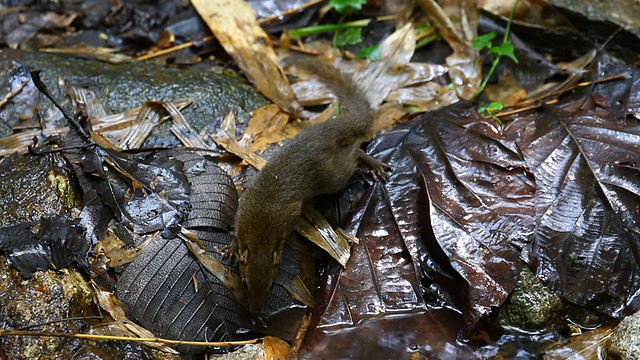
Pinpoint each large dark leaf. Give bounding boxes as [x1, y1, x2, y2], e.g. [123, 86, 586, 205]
[511, 63, 640, 317]
[114, 149, 253, 352]
[116, 230, 249, 354]
[312, 103, 535, 335]
[374, 103, 535, 326]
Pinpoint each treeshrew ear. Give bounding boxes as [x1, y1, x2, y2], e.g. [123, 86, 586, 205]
[240, 249, 249, 264]
[272, 250, 280, 266]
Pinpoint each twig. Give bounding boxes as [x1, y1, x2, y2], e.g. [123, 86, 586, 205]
[30, 70, 91, 142]
[0, 79, 29, 108]
[0, 329, 261, 348]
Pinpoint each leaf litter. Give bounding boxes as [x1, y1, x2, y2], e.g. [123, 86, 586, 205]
[1, 0, 640, 358]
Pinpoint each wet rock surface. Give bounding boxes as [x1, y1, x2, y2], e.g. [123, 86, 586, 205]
[0, 49, 267, 148]
[608, 311, 640, 360]
[0, 154, 179, 359]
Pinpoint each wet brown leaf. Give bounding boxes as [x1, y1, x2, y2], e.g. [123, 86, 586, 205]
[325, 102, 536, 331]
[485, 71, 528, 107]
[509, 64, 640, 318]
[543, 322, 615, 360]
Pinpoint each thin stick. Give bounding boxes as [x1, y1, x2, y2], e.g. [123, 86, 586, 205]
[0, 79, 29, 108]
[0, 329, 262, 348]
[31, 70, 91, 142]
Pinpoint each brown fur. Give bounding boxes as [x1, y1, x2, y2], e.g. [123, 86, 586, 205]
[234, 56, 377, 315]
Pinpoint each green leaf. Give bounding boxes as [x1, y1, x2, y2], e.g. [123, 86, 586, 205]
[356, 44, 381, 60]
[471, 32, 496, 50]
[487, 101, 504, 112]
[335, 27, 362, 47]
[415, 21, 433, 35]
[330, 0, 367, 14]
[489, 42, 518, 63]
[416, 32, 441, 49]
[288, 24, 343, 38]
[478, 101, 504, 126]
[478, 101, 504, 114]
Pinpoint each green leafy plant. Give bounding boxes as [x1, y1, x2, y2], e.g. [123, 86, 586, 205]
[330, 0, 366, 13]
[472, 0, 520, 119]
[356, 44, 380, 60]
[415, 21, 441, 49]
[478, 101, 504, 123]
[287, 0, 370, 52]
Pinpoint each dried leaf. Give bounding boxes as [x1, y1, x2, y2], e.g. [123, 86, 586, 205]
[355, 22, 416, 109]
[180, 228, 246, 305]
[92, 283, 180, 354]
[240, 104, 290, 152]
[212, 111, 268, 170]
[41, 46, 134, 64]
[94, 229, 150, 268]
[417, 0, 482, 99]
[166, 101, 210, 149]
[263, 335, 292, 360]
[294, 209, 350, 267]
[191, 0, 300, 114]
[484, 71, 528, 107]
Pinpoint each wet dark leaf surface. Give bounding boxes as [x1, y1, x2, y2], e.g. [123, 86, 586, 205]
[368, 103, 535, 325]
[302, 57, 640, 357]
[112, 149, 246, 353]
[303, 102, 536, 356]
[1, 1, 640, 358]
[510, 61, 640, 318]
[116, 231, 248, 354]
[301, 309, 473, 359]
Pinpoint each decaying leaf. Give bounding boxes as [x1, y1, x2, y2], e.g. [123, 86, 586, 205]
[484, 71, 528, 107]
[179, 228, 246, 305]
[191, 0, 300, 114]
[511, 65, 640, 318]
[294, 209, 350, 267]
[355, 22, 417, 109]
[263, 335, 292, 360]
[91, 283, 180, 354]
[0, 80, 192, 156]
[543, 321, 614, 360]
[41, 46, 134, 64]
[167, 101, 210, 149]
[212, 110, 268, 170]
[239, 104, 290, 152]
[417, 0, 482, 99]
[94, 229, 151, 268]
